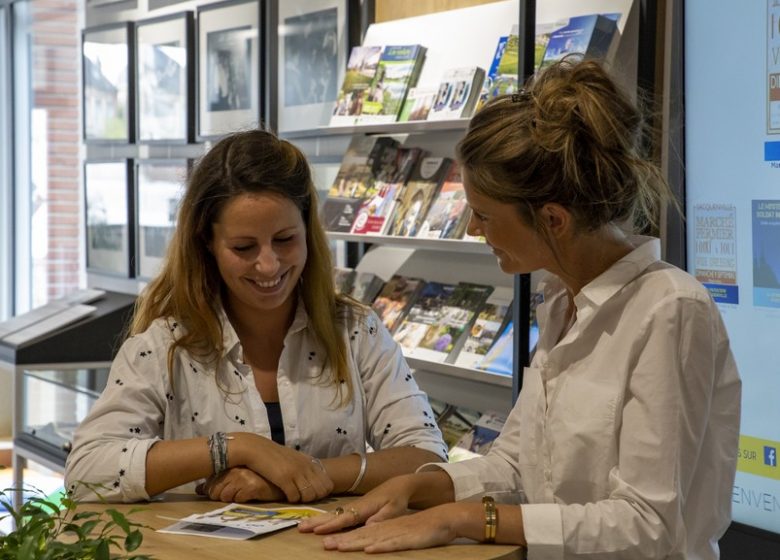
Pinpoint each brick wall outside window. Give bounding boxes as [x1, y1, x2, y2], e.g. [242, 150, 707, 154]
[29, 0, 83, 306]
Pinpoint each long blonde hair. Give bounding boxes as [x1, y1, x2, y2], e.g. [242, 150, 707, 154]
[131, 129, 356, 402]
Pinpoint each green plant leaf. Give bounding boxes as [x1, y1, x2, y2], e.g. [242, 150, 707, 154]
[124, 529, 143, 552]
[95, 538, 110, 560]
[107, 509, 131, 533]
[18, 534, 37, 559]
[72, 511, 99, 521]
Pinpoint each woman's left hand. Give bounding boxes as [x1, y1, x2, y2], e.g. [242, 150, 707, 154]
[196, 467, 285, 503]
[320, 504, 460, 553]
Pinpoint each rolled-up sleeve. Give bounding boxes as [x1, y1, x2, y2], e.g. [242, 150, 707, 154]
[64, 332, 168, 502]
[354, 310, 448, 460]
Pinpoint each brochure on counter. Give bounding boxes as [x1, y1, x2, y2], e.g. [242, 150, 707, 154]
[158, 503, 327, 540]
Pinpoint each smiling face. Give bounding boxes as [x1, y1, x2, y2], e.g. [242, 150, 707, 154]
[210, 192, 307, 316]
[463, 170, 551, 275]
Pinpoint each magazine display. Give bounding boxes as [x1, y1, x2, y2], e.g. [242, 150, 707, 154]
[359, 44, 427, 124]
[481, 19, 566, 108]
[540, 14, 620, 68]
[417, 161, 469, 239]
[351, 271, 385, 304]
[534, 19, 564, 70]
[387, 157, 452, 237]
[393, 281, 457, 354]
[437, 403, 481, 451]
[454, 286, 513, 368]
[450, 410, 507, 462]
[370, 275, 425, 334]
[320, 136, 400, 232]
[398, 87, 437, 122]
[489, 25, 520, 99]
[333, 267, 356, 295]
[427, 66, 485, 121]
[350, 147, 424, 235]
[475, 35, 509, 113]
[477, 291, 543, 375]
[415, 282, 493, 363]
[428, 396, 450, 420]
[330, 46, 383, 126]
[477, 319, 514, 376]
[158, 503, 326, 540]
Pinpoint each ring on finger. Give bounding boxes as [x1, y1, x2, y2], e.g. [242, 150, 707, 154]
[348, 507, 360, 525]
[333, 506, 344, 516]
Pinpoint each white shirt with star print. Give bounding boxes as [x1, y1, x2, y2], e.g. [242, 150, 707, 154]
[65, 300, 447, 502]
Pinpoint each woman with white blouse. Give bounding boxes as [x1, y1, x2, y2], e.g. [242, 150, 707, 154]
[299, 58, 742, 559]
[64, 130, 446, 504]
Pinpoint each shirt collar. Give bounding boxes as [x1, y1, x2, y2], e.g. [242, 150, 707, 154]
[537, 235, 661, 309]
[218, 294, 311, 357]
[576, 235, 660, 308]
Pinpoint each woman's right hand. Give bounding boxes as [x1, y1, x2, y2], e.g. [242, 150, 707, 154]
[232, 432, 334, 502]
[298, 474, 419, 534]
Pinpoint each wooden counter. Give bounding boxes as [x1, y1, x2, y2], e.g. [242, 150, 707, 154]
[81, 494, 524, 559]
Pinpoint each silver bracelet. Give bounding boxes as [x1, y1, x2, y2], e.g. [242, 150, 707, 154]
[207, 432, 230, 476]
[346, 453, 367, 493]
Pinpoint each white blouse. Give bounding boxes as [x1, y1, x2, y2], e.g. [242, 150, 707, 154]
[429, 237, 741, 560]
[65, 301, 447, 502]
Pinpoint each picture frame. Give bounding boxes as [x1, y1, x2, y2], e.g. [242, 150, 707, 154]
[276, 0, 349, 132]
[82, 22, 135, 143]
[197, 0, 263, 140]
[135, 159, 189, 280]
[84, 160, 134, 277]
[136, 12, 194, 143]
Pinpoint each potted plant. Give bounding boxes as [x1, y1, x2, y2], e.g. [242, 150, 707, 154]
[0, 486, 154, 559]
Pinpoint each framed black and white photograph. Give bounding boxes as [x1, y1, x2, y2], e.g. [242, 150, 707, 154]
[84, 160, 134, 277]
[135, 160, 188, 279]
[277, 0, 348, 132]
[82, 23, 134, 143]
[197, 0, 262, 139]
[136, 12, 194, 143]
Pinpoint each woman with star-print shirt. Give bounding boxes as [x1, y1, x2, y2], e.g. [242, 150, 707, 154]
[64, 130, 447, 504]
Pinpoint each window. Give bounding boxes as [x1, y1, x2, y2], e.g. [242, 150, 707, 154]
[13, 0, 84, 314]
[0, 5, 11, 321]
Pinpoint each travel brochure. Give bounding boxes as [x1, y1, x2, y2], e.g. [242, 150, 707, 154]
[158, 503, 326, 541]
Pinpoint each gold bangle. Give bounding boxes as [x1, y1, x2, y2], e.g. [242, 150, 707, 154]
[482, 495, 497, 543]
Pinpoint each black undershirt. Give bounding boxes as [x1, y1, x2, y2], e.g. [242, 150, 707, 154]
[265, 401, 285, 445]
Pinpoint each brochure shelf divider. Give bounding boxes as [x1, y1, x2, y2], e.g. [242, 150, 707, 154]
[328, 233, 490, 255]
[404, 356, 512, 389]
[280, 119, 470, 141]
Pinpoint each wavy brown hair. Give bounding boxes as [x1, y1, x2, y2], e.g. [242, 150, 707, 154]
[130, 129, 356, 402]
[457, 57, 675, 256]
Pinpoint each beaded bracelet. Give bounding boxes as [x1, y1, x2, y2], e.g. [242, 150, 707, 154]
[482, 495, 497, 543]
[346, 453, 367, 493]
